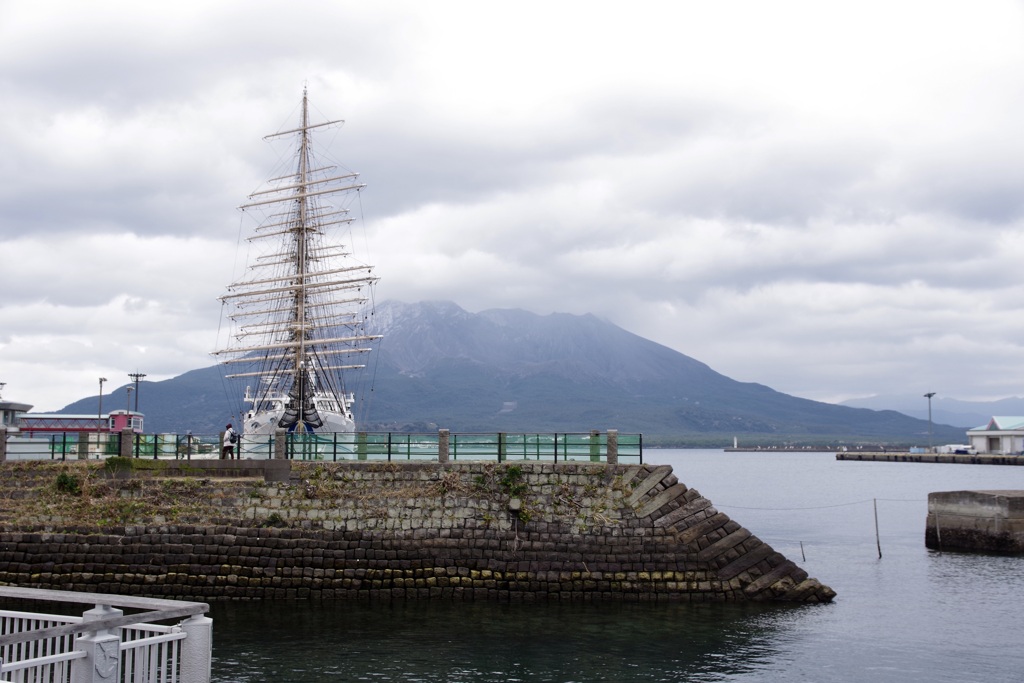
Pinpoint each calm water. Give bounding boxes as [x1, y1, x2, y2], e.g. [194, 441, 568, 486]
[209, 450, 1024, 682]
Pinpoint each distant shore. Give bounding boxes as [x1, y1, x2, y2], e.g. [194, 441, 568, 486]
[721, 448, 1024, 465]
[725, 447, 857, 453]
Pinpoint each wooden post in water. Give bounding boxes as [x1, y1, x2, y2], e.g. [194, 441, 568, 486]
[874, 498, 882, 559]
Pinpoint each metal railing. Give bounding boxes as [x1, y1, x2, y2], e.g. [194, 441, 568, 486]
[3, 430, 643, 464]
[1, 433, 217, 461]
[0, 587, 211, 683]
[2, 432, 124, 461]
[256, 430, 642, 462]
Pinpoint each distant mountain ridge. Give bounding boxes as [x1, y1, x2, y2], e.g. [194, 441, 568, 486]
[54, 300, 965, 446]
[839, 395, 1024, 430]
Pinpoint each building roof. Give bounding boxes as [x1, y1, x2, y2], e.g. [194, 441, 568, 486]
[969, 416, 1024, 432]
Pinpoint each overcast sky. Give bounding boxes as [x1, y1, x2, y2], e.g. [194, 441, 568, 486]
[3, 1, 1024, 412]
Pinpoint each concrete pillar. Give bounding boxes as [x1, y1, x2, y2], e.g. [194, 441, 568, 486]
[72, 604, 123, 683]
[0, 426, 6, 462]
[119, 428, 134, 458]
[438, 429, 450, 463]
[274, 428, 287, 460]
[357, 432, 368, 461]
[607, 429, 618, 465]
[179, 614, 213, 683]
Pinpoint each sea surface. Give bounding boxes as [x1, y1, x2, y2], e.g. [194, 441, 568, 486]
[209, 449, 1024, 682]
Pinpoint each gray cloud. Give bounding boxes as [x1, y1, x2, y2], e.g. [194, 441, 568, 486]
[4, 0, 1024, 411]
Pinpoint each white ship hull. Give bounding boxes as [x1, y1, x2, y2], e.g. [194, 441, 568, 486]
[244, 400, 355, 436]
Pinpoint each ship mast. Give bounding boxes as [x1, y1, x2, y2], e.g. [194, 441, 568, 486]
[212, 88, 380, 434]
[293, 89, 312, 419]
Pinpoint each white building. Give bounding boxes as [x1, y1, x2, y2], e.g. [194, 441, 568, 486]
[966, 416, 1024, 455]
[1, 398, 33, 434]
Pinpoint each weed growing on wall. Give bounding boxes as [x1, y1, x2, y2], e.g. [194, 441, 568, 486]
[54, 471, 82, 496]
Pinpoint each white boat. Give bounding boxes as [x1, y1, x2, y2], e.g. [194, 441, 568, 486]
[212, 89, 380, 439]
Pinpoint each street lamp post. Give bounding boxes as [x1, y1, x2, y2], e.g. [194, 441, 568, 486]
[98, 377, 107, 432]
[128, 372, 146, 413]
[924, 392, 937, 451]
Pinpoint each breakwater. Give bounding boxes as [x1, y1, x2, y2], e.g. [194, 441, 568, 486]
[836, 452, 1024, 465]
[926, 490, 1024, 553]
[0, 460, 834, 603]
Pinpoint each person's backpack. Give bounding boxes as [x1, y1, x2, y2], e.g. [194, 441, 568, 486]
[230, 432, 239, 444]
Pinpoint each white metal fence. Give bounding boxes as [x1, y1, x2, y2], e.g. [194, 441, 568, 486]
[0, 587, 210, 683]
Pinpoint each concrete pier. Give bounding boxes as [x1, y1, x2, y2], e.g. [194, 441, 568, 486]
[926, 490, 1024, 553]
[837, 452, 1024, 466]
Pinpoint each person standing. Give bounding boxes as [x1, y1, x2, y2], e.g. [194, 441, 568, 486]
[222, 423, 237, 459]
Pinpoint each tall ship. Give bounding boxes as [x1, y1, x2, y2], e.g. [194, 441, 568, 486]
[213, 89, 380, 437]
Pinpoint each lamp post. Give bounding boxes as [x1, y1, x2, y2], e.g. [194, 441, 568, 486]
[924, 392, 936, 451]
[98, 377, 107, 432]
[126, 386, 134, 419]
[128, 372, 146, 413]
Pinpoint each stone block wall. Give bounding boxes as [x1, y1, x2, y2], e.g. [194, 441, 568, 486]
[0, 460, 834, 603]
[925, 489, 1024, 552]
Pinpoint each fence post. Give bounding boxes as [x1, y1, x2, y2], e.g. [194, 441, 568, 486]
[607, 429, 618, 464]
[358, 432, 368, 461]
[498, 432, 506, 462]
[438, 429, 450, 463]
[590, 429, 600, 461]
[274, 428, 287, 460]
[72, 604, 123, 683]
[0, 426, 6, 462]
[179, 613, 213, 683]
[119, 428, 133, 458]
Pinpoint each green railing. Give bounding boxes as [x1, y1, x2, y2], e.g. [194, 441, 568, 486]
[2, 432, 123, 460]
[3, 430, 643, 463]
[240, 431, 642, 463]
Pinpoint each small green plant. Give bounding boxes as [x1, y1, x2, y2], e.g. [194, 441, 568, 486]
[263, 512, 287, 528]
[499, 465, 528, 498]
[55, 472, 82, 496]
[102, 457, 133, 476]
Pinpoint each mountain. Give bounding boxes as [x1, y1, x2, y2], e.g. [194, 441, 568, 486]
[839, 394, 1024, 430]
[53, 300, 966, 446]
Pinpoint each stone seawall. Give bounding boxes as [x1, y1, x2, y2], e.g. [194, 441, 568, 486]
[925, 490, 1024, 552]
[0, 460, 834, 603]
